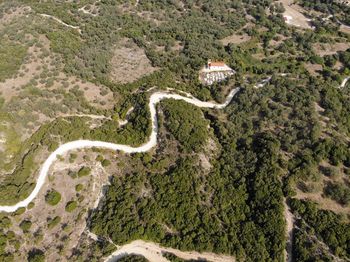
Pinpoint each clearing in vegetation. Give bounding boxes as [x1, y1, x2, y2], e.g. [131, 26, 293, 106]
[279, 0, 312, 29]
[109, 38, 158, 84]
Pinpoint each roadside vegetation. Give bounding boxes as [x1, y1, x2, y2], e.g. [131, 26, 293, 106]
[45, 189, 61, 206]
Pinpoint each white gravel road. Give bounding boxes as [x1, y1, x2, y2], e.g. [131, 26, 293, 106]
[0, 88, 240, 213]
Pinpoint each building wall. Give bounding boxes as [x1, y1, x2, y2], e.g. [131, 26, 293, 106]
[210, 65, 229, 71]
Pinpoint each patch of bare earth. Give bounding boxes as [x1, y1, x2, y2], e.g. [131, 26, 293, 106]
[10, 149, 115, 261]
[0, 32, 113, 109]
[333, 61, 343, 70]
[137, 11, 164, 26]
[110, 38, 157, 84]
[198, 137, 218, 172]
[295, 161, 350, 217]
[79, 0, 101, 16]
[305, 63, 323, 76]
[0, 5, 31, 28]
[51, 73, 115, 110]
[220, 33, 251, 45]
[279, 0, 312, 29]
[340, 25, 350, 34]
[295, 190, 350, 216]
[284, 199, 294, 262]
[313, 42, 350, 57]
[269, 34, 288, 47]
[0, 32, 115, 144]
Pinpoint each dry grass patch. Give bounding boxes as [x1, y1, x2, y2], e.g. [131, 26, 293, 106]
[279, 0, 312, 29]
[295, 190, 350, 217]
[220, 33, 251, 45]
[9, 148, 114, 261]
[270, 34, 288, 47]
[0, 5, 31, 28]
[295, 161, 350, 217]
[305, 63, 323, 76]
[110, 38, 157, 84]
[58, 75, 114, 110]
[340, 25, 350, 34]
[313, 42, 350, 57]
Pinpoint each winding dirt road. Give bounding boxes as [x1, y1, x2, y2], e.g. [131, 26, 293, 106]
[106, 240, 235, 262]
[0, 88, 240, 213]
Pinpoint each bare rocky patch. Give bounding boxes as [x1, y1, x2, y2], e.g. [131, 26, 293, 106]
[220, 33, 251, 45]
[305, 63, 323, 76]
[313, 42, 350, 57]
[295, 160, 350, 218]
[8, 148, 115, 261]
[279, 0, 312, 29]
[109, 38, 157, 84]
[0, 5, 31, 28]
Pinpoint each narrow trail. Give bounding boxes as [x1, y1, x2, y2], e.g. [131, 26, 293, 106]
[60, 114, 111, 120]
[284, 199, 294, 262]
[39, 14, 81, 33]
[0, 88, 240, 213]
[105, 240, 235, 262]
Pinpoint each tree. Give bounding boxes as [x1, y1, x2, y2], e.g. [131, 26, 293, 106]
[45, 189, 61, 206]
[27, 249, 45, 262]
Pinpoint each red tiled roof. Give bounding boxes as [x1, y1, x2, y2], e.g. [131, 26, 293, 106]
[210, 62, 226, 66]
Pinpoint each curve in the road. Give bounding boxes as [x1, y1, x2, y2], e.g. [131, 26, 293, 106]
[0, 88, 240, 213]
[106, 240, 235, 262]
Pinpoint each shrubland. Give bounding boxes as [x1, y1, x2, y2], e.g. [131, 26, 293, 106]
[0, 0, 349, 261]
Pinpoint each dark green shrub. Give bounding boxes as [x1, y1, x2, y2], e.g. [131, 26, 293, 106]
[77, 167, 91, 178]
[45, 189, 61, 206]
[65, 201, 77, 212]
[19, 220, 32, 232]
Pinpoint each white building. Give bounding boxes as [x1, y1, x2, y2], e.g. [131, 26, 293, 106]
[199, 60, 235, 85]
[207, 60, 232, 71]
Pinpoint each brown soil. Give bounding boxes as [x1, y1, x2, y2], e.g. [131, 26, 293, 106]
[269, 34, 288, 47]
[0, 5, 31, 28]
[279, 0, 312, 29]
[333, 61, 343, 70]
[305, 63, 323, 76]
[50, 74, 115, 110]
[10, 148, 115, 261]
[110, 38, 158, 84]
[340, 25, 350, 34]
[220, 33, 251, 45]
[295, 190, 350, 216]
[313, 42, 350, 57]
[295, 160, 350, 217]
